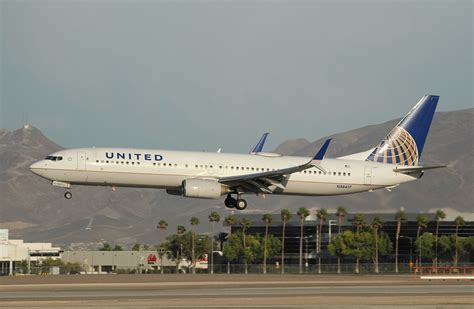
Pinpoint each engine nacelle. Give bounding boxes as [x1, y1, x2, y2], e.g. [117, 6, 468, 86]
[182, 179, 229, 199]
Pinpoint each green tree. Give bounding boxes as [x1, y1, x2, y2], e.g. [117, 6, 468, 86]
[156, 219, 168, 274]
[328, 229, 392, 274]
[190, 216, 200, 274]
[224, 214, 238, 274]
[131, 243, 141, 251]
[352, 214, 366, 234]
[335, 207, 347, 274]
[240, 217, 251, 274]
[434, 210, 446, 267]
[316, 208, 328, 274]
[415, 232, 436, 262]
[416, 215, 429, 267]
[394, 209, 407, 273]
[371, 216, 384, 273]
[280, 209, 291, 274]
[261, 214, 273, 274]
[112, 245, 123, 251]
[223, 231, 281, 272]
[208, 211, 221, 274]
[162, 231, 211, 273]
[177, 225, 186, 235]
[454, 216, 465, 267]
[439, 234, 469, 265]
[297, 207, 310, 274]
[352, 214, 366, 273]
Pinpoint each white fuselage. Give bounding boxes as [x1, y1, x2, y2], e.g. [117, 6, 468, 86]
[30, 147, 418, 197]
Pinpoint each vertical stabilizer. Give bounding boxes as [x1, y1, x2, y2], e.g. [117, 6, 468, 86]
[366, 95, 439, 165]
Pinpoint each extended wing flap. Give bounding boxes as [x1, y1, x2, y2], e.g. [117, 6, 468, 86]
[219, 139, 332, 193]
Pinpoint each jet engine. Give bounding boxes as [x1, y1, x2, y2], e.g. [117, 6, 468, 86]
[181, 179, 229, 199]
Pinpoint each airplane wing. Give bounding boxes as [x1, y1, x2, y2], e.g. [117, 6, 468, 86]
[220, 139, 332, 194]
[393, 165, 447, 174]
[249, 133, 269, 154]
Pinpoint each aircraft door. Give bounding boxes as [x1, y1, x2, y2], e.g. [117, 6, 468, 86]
[77, 151, 87, 171]
[364, 167, 372, 185]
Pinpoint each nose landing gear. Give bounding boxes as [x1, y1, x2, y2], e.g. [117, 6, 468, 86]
[224, 194, 247, 210]
[64, 191, 72, 200]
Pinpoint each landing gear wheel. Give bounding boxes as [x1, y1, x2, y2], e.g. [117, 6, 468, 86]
[235, 199, 247, 211]
[224, 195, 236, 208]
[64, 191, 72, 200]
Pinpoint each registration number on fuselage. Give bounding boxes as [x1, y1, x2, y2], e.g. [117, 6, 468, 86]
[337, 184, 352, 189]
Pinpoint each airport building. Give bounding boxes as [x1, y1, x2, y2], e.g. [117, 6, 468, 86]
[0, 229, 62, 275]
[61, 250, 185, 273]
[225, 213, 474, 266]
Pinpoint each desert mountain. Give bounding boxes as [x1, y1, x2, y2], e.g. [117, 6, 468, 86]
[0, 109, 472, 248]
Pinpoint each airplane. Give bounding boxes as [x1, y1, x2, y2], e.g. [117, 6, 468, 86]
[30, 95, 445, 210]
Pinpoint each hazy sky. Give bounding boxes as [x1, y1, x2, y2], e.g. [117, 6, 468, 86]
[1, 0, 472, 152]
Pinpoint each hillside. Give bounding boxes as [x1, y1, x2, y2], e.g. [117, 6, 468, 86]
[0, 109, 472, 248]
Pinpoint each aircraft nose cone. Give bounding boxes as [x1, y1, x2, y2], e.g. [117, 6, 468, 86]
[29, 161, 43, 175]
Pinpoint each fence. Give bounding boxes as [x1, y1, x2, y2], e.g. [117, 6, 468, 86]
[8, 262, 470, 275]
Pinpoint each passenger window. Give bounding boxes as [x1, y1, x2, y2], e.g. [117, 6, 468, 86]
[96, 160, 99, 163]
[343, 172, 346, 176]
[348, 173, 351, 176]
[338, 172, 341, 176]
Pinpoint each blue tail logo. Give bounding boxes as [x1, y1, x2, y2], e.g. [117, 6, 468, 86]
[366, 95, 439, 165]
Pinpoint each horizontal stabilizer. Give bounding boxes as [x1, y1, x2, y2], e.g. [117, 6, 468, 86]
[393, 165, 447, 174]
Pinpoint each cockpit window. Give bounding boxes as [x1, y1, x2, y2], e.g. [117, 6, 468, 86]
[45, 156, 63, 161]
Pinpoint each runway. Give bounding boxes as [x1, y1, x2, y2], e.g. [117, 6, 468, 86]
[1, 274, 473, 308]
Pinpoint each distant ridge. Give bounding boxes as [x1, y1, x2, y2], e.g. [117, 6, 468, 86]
[0, 109, 472, 248]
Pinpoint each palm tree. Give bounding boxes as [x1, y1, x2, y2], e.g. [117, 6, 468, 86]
[177, 225, 186, 234]
[454, 216, 465, 267]
[175, 225, 186, 272]
[434, 209, 446, 267]
[156, 219, 168, 274]
[351, 214, 365, 274]
[262, 214, 273, 274]
[297, 207, 310, 274]
[280, 209, 291, 274]
[352, 214, 366, 234]
[316, 208, 328, 274]
[335, 207, 347, 274]
[371, 216, 384, 274]
[394, 209, 407, 273]
[190, 217, 200, 274]
[224, 215, 237, 274]
[240, 217, 251, 274]
[416, 214, 428, 268]
[208, 211, 221, 274]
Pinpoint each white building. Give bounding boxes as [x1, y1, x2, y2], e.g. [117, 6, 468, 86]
[0, 229, 62, 275]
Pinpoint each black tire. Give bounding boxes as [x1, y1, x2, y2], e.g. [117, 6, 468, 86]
[235, 199, 247, 210]
[224, 197, 236, 208]
[64, 191, 72, 199]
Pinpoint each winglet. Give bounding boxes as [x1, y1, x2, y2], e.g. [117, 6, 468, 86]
[313, 138, 332, 161]
[250, 132, 270, 154]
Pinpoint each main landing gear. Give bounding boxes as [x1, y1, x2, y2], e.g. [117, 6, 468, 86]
[224, 194, 247, 211]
